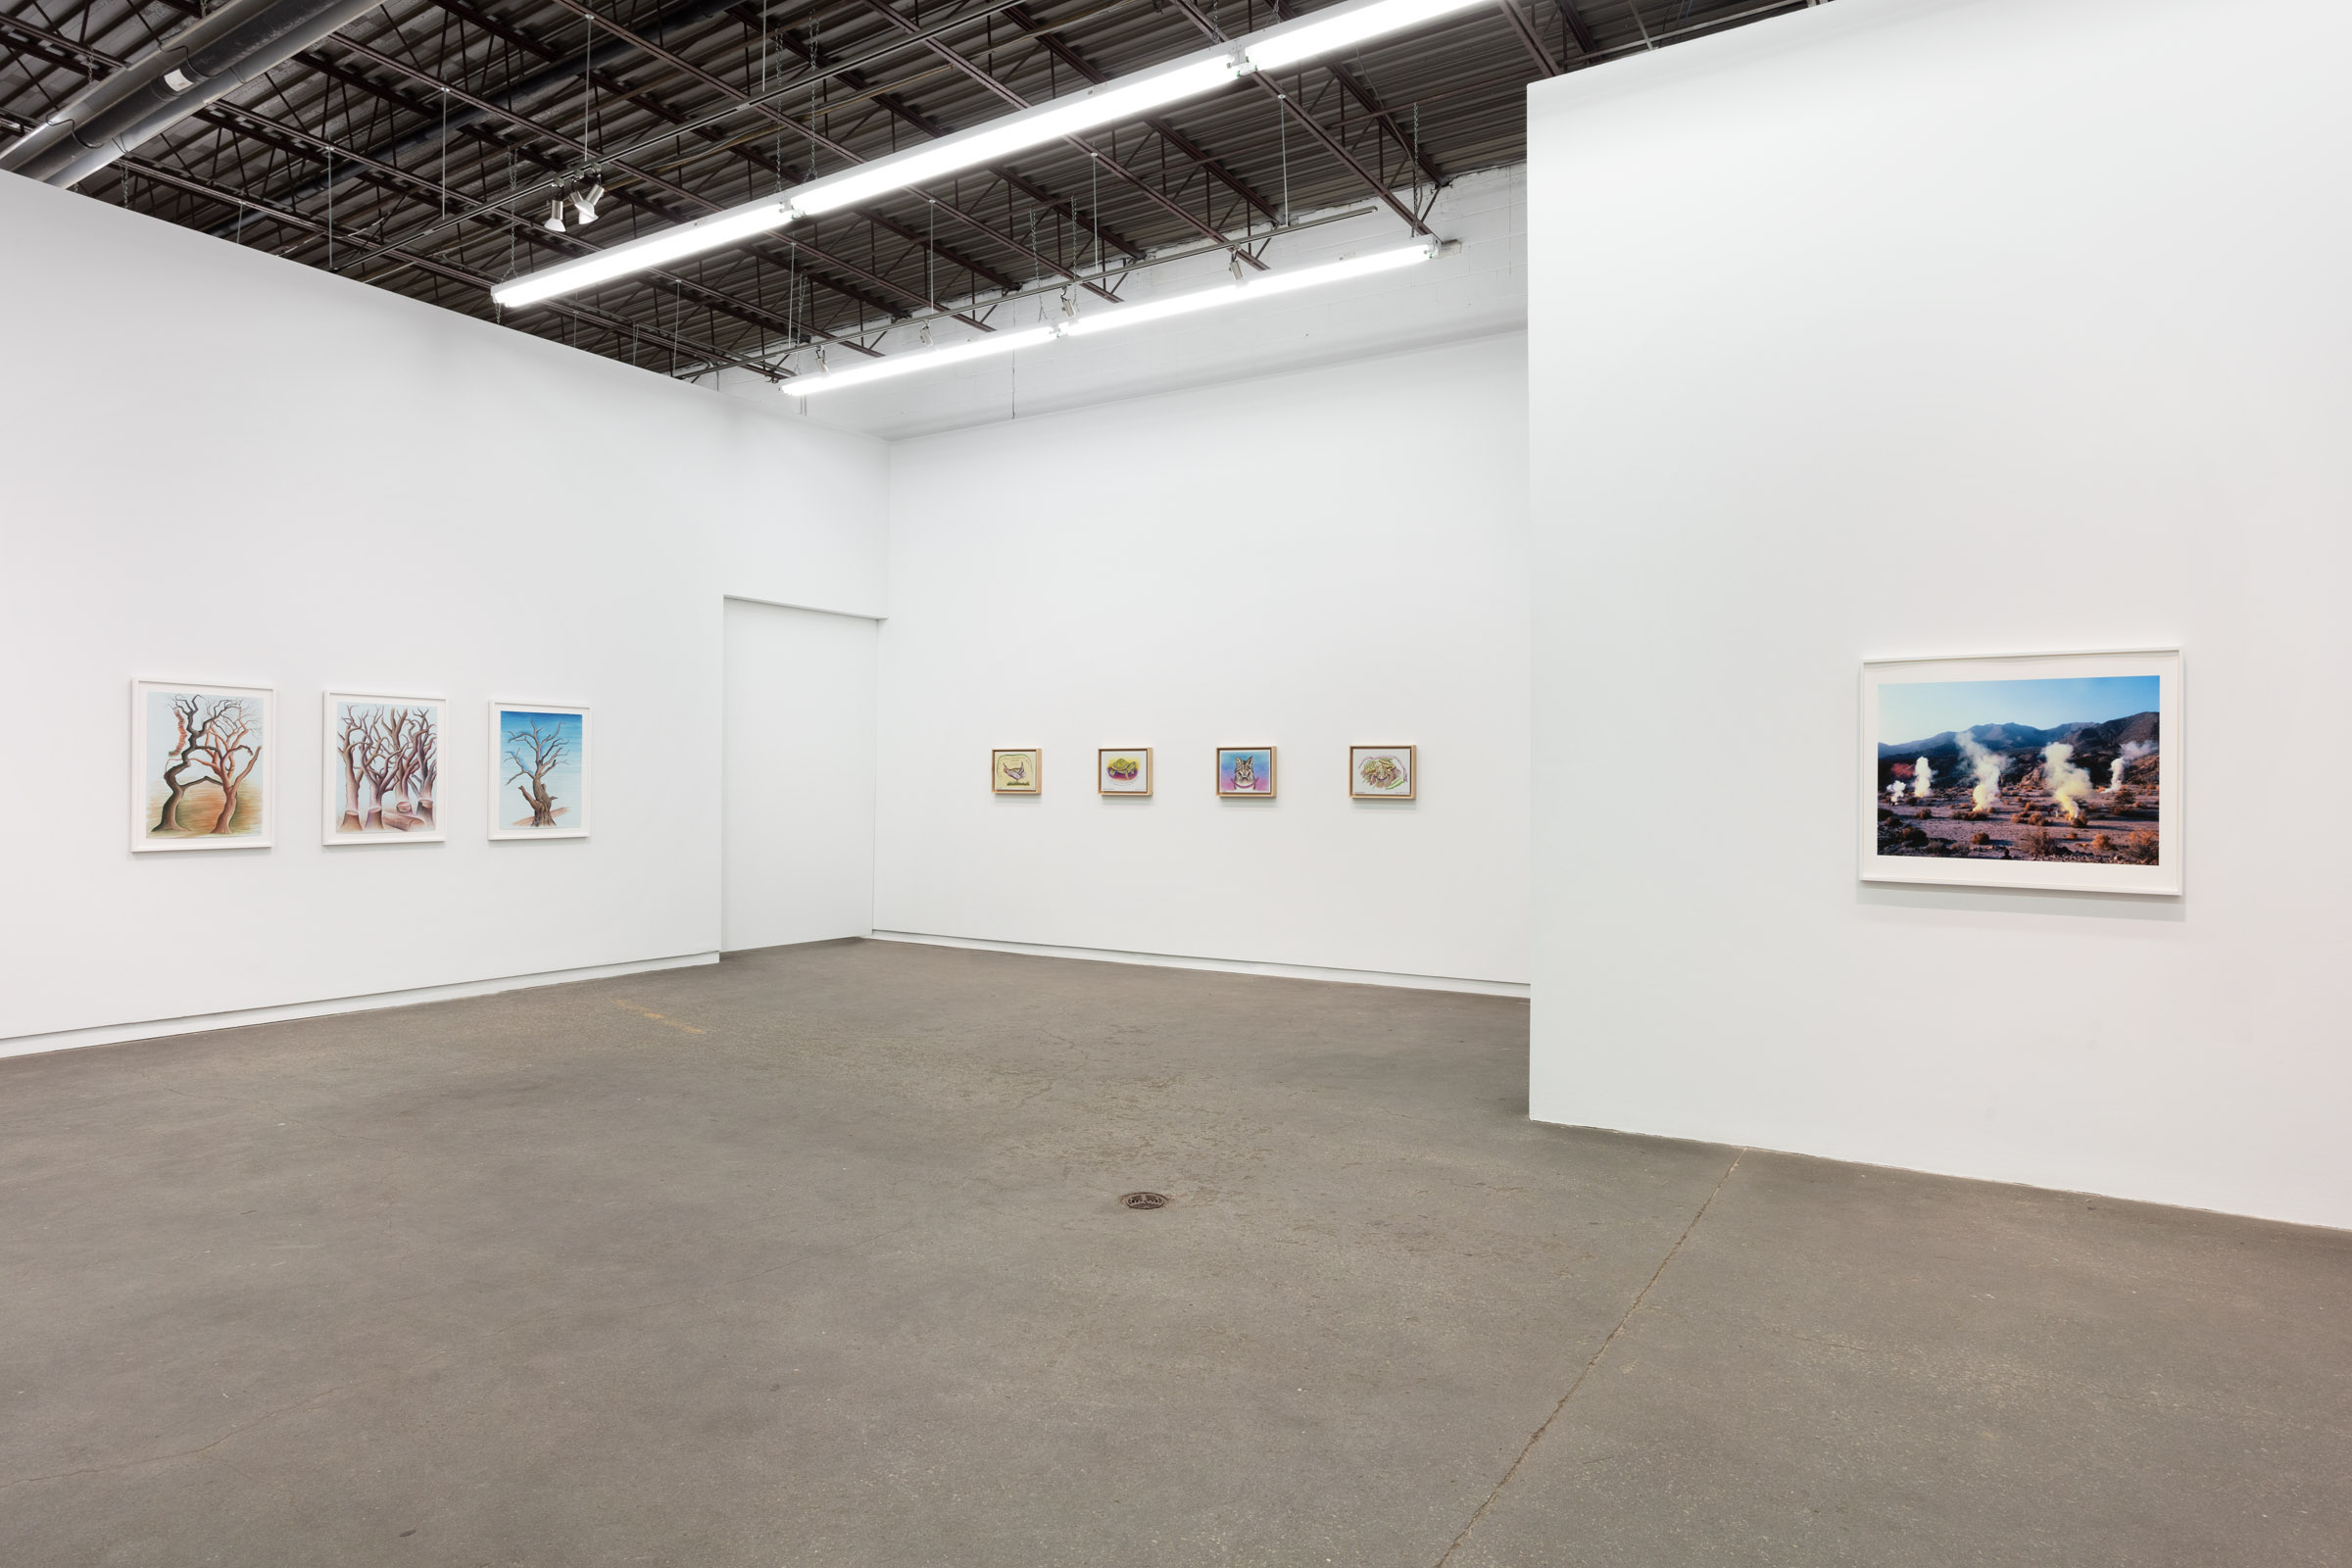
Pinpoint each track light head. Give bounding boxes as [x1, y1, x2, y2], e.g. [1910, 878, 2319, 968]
[571, 181, 605, 224]
[543, 200, 566, 234]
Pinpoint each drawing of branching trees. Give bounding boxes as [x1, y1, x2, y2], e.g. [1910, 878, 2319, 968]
[333, 702, 440, 834]
[504, 719, 570, 829]
[153, 694, 263, 836]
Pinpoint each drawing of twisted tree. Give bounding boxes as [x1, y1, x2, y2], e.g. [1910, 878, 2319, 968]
[504, 719, 570, 828]
[154, 694, 227, 834]
[152, 695, 263, 835]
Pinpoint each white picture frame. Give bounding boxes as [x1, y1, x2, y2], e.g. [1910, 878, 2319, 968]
[1859, 648, 2181, 895]
[129, 678, 274, 852]
[489, 701, 591, 840]
[323, 691, 449, 845]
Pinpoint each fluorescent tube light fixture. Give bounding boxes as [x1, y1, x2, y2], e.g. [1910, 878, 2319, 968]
[1060, 242, 1434, 338]
[786, 242, 1437, 396]
[494, 196, 791, 308]
[789, 325, 1058, 396]
[789, 57, 1242, 219]
[490, 0, 1488, 311]
[1239, 0, 1494, 72]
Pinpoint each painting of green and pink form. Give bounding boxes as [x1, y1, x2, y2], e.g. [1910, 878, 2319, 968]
[1875, 673, 2161, 866]
[325, 694, 445, 844]
[131, 680, 274, 851]
[491, 702, 590, 840]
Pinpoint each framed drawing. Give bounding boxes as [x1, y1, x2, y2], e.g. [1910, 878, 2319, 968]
[992, 748, 1042, 795]
[1860, 649, 2180, 895]
[131, 679, 273, 852]
[1099, 748, 1152, 796]
[491, 702, 590, 840]
[1350, 745, 1416, 801]
[324, 692, 447, 844]
[1215, 746, 1276, 799]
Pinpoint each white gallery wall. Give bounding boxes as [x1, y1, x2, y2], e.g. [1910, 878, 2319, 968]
[0, 174, 888, 1054]
[721, 600, 879, 952]
[874, 332, 1532, 990]
[1526, 0, 2352, 1226]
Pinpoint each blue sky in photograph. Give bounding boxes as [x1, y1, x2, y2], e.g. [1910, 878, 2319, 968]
[1878, 675, 2159, 744]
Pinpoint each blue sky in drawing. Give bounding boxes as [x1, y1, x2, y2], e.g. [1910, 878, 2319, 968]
[500, 709, 584, 826]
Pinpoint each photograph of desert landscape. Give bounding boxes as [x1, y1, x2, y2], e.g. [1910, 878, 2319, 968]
[1876, 674, 2161, 865]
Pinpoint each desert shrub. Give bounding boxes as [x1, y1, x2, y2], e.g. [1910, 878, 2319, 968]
[2123, 831, 2160, 864]
[2091, 834, 2111, 854]
[2021, 828, 2056, 858]
[1900, 826, 1929, 847]
[1971, 831, 1991, 845]
[2111, 788, 2137, 811]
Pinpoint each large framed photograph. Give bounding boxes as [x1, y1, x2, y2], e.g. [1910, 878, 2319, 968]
[491, 701, 590, 840]
[324, 692, 447, 844]
[130, 678, 274, 852]
[1860, 649, 2180, 895]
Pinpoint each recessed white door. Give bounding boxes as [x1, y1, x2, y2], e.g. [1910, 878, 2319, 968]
[721, 599, 879, 952]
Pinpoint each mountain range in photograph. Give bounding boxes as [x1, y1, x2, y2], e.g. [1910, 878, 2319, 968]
[1877, 711, 2160, 864]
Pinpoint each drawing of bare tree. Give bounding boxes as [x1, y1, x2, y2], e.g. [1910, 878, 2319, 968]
[333, 705, 372, 833]
[360, 706, 415, 830]
[410, 715, 438, 826]
[504, 719, 569, 828]
[184, 698, 263, 834]
[153, 694, 223, 834]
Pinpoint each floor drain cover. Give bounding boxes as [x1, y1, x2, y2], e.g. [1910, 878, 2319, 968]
[1119, 1191, 1170, 1210]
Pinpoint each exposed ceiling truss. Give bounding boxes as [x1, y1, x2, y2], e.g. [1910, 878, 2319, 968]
[2, 0, 1816, 381]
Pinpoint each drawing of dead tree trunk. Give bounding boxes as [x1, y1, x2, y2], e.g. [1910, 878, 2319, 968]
[333, 706, 371, 833]
[153, 694, 224, 834]
[185, 698, 263, 834]
[411, 717, 438, 826]
[360, 706, 408, 829]
[504, 720, 568, 828]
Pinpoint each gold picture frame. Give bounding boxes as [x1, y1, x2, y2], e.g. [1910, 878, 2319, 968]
[991, 749, 1042, 794]
[1099, 748, 1152, 796]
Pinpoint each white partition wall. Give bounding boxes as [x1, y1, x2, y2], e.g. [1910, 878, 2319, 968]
[0, 174, 888, 1054]
[1526, 0, 2352, 1226]
[722, 601, 880, 951]
[874, 334, 1533, 992]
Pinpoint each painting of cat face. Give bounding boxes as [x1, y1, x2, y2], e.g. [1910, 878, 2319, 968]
[1216, 747, 1275, 798]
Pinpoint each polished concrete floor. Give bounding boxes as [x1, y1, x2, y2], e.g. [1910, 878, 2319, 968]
[3, 940, 2346, 1567]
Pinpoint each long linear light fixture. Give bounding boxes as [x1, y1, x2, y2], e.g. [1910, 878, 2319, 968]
[489, 0, 1492, 310]
[788, 241, 1438, 397]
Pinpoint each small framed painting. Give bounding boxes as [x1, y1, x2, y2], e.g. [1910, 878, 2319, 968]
[1350, 745, 1416, 800]
[1099, 748, 1152, 796]
[324, 692, 447, 844]
[131, 678, 274, 851]
[992, 748, 1042, 794]
[1860, 648, 2180, 895]
[1216, 746, 1276, 798]
[491, 701, 590, 840]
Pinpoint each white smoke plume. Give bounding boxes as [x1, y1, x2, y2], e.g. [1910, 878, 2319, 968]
[2043, 742, 2093, 822]
[1914, 756, 1934, 800]
[1887, 780, 1905, 802]
[2109, 740, 2153, 791]
[1953, 729, 2007, 812]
